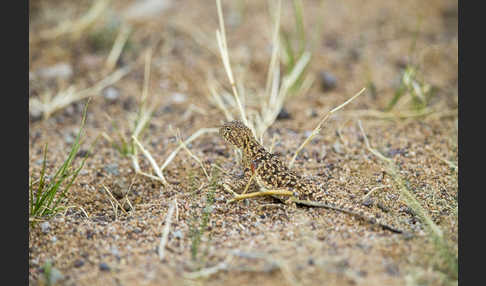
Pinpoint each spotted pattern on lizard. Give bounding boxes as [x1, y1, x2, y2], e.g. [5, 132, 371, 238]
[219, 120, 402, 234]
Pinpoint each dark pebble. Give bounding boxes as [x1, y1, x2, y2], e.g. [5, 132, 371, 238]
[276, 108, 292, 120]
[377, 202, 389, 213]
[319, 71, 337, 92]
[385, 263, 399, 276]
[73, 260, 84, 268]
[122, 97, 135, 111]
[362, 198, 374, 208]
[76, 150, 90, 158]
[99, 262, 111, 271]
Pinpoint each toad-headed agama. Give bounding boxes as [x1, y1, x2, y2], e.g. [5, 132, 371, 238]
[219, 120, 402, 233]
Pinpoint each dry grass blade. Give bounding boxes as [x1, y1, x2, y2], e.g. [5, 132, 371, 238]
[358, 120, 457, 279]
[105, 23, 132, 73]
[132, 136, 168, 185]
[183, 257, 232, 280]
[289, 87, 366, 168]
[29, 66, 131, 119]
[178, 136, 210, 182]
[159, 128, 219, 171]
[37, 0, 111, 41]
[159, 199, 177, 261]
[215, 0, 248, 126]
[102, 185, 129, 216]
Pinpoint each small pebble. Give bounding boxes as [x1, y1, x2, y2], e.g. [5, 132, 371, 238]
[104, 164, 120, 176]
[76, 150, 90, 158]
[173, 230, 183, 239]
[73, 259, 85, 268]
[38, 63, 73, 80]
[332, 142, 343, 154]
[362, 198, 374, 208]
[171, 92, 187, 103]
[276, 108, 292, 120]
[41, 222, 50, 234]
[64, 134, 75, 144]
[103, 86, 120, 101]
[385, 263, 399, 276]
[99, 262, 111, 271]
[319, 70, 338, 92]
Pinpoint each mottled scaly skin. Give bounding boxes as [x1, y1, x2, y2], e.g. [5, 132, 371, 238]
[219, 120, 402, 233]
[219, 120, 324, 201]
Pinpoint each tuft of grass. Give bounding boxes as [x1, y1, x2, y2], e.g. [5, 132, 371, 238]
[40, 260, 64, 286]
[210, 0, 312, 144]
[280, 0, 309, 93]
[385, 66, 435, 112]
[29, 102, 91, 226]
[189, 169, 219, 268]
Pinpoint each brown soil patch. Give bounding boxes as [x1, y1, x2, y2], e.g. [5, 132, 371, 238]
[29, 0, 457, 285]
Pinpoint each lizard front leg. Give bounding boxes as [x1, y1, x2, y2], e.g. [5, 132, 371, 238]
[221, 167, 256, 196]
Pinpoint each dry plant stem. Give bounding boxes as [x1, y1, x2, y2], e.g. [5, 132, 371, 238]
[37, 0, 111, 41]
[358, 120, 444, 237]
[159, 199, 177, 261]
[62, 205, 90, 219]
[132, 136, 168, 185]
[105, 23, 132, 72]
[183, 257, 232, 279]
[178, 138, 210, 182]
[159, 128, 219, 171]
[289, 87, 366, 168]
[362, 185, 390, 200]
[30, 66, 131, 119]
[215, 0, 248, 126]
[141, 48, 153, 105]
[102, 185, 129, 216]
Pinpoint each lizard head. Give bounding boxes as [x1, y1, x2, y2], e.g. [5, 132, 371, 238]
[219, 120, 253, 149]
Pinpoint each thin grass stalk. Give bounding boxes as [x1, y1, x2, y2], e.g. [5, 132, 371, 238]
[289, 87, 365, 168]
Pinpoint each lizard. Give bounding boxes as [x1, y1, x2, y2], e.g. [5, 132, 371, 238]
[219, 120, 402, 234]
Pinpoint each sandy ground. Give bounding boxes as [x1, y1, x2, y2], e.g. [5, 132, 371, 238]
[29, 0, 457, 285]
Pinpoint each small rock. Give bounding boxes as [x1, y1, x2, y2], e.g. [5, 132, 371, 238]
[171, 92, 187, 103]
[64, 134, 75, 144]
[104, 164, 120, 176]
[319, 71, 337, 92]
[121, 197, 133, 211]
[122, 97, 135, 111]
[110, 246, 120, 257]
[103, 86, 120, 102]
[73, 259, 85, 268]
[276, 108, 291, 120]
[41, 222, 50, 234]
[76, 150, 90, 158]
[377, 202, 389, 213]
[332, 141, 343, 154]
[173, 230, 183, 239]
[307, 258, 315, 265]
[38, 63, 73, 80]
[99, 262, 111, 271]
[362, 198, 374, 208]
[385, 263, 399, 276]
